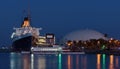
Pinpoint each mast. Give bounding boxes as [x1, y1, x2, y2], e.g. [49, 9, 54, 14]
[21, 0, 31, 27]
[28, 0, 31, 22]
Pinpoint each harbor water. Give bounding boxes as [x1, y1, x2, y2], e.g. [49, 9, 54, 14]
[0, 53, 120, 69]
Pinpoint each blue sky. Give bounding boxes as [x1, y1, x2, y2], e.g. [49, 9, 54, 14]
[0, 0, 120, 45]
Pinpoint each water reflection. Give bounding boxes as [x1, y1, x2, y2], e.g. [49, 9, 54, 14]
[102, 54, 106, 69]
[96, 54, 120, 69]
[66, 54, 87, 69]
[58, 54, 62, 69]
[10, 53, 31, 69]
[10, 53, 22, 69]
[31, 54, 34, 69]
[109, 55, 114, 69]
[9, 53, 120, 69]
[82, 55, 87, 69]
[23, 54, 30, 69]
[97, 54, 101, 69]
[115, 57, 119, 68]
[67, 55, 71, 69]
[37, 55, 46, 69]
[10, 53, 62, 69]
[76, 55, 79, 69]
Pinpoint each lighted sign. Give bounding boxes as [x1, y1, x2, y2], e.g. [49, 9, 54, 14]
[46, 34, 54, 39]
[46, 35, 53, 38]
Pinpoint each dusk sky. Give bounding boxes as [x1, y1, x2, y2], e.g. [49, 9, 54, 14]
[0, 0, 120, 45]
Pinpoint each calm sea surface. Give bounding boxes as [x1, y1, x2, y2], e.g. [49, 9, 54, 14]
[0, 53, 120, 69]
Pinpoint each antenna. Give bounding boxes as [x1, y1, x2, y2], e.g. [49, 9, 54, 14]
[28, 0, 31, 21]
[26, 0, 32, 27]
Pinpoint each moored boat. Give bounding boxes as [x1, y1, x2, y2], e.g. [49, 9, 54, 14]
[11, 17, 41, 52]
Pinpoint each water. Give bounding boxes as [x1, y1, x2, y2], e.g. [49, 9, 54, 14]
[0, 53, 120, 69]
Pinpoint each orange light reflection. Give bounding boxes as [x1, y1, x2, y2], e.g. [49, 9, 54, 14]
[109, 55, 114, 69]
[97, 54, 101, 69]
[67, 55, 71, 69]
[115, 57, 119, 68]
[23, 55, 30, 69]
[110, 55, 113, 64]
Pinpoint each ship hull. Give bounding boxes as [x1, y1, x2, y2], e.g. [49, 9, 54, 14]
[12, 36, 33, 52]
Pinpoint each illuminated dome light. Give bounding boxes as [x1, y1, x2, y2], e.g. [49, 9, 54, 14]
[63, 29, 108, 41]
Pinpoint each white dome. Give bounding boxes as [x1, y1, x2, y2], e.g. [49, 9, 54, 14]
[63, 29, 108, 41]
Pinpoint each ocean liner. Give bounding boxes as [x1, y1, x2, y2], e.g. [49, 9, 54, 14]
[11, 17, 41, 52]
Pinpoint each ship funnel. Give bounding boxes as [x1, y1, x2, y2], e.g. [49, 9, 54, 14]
[21, 17, 30, 27]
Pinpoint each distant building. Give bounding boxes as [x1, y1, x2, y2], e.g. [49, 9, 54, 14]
[46, 33, 55, 45]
